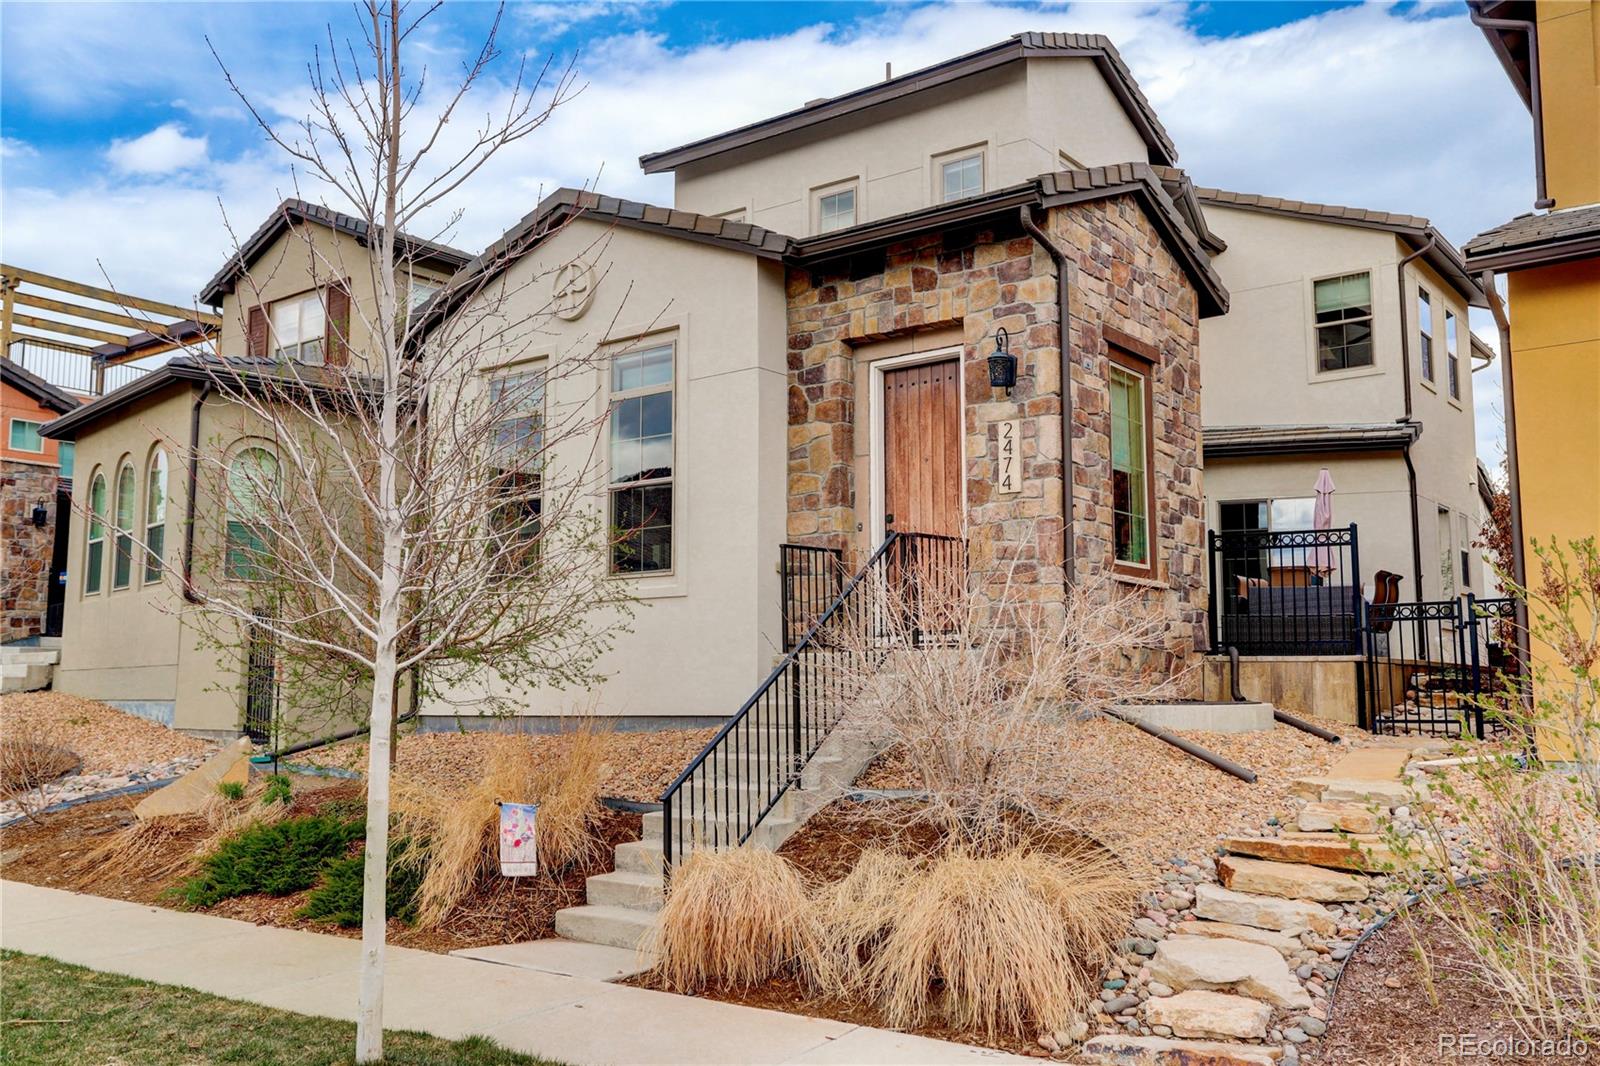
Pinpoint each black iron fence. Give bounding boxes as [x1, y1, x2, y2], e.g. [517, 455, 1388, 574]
[1208, 525, 1363, 656]
[1360, 594, 1520, 739]
[661, 532, 965, 869]
[779, 543, 843, 653]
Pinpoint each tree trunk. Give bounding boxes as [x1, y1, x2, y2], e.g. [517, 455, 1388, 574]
[355, 615, 399, 1061]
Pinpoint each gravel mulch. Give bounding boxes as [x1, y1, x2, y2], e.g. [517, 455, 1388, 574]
[0, 693, 215, 772]
[299, 726, 717, 803]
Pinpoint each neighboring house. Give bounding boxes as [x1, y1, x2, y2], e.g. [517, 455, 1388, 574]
[418, 32, 1229, 729]
[1195, 189, 1489, 607]
[40, 201, 468, 736]
[1, 357, 80, 642]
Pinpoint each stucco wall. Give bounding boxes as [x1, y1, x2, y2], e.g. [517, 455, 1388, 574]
[1537, 0, 1600, 209]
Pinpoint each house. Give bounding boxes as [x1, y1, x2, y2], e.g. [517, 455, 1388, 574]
[1195, 190, 1490, 599]
[416, 33, 1229, 730]
[1, 357, 80, 644]
[39, 201, 468, 737]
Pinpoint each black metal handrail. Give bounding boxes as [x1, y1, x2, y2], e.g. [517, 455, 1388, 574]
[779, 543, 844, 652]
[660, 531, 964, 868]
[1207, 525, 1363, 656]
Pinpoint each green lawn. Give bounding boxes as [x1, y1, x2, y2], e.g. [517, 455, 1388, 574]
[1, 951, 565, 1066]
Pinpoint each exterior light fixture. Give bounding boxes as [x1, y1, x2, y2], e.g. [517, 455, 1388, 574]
[31, 501, 49, 528]
[987, 326, 1018, 393]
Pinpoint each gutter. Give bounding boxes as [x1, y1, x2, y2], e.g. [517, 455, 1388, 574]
[1479, 269, 1533, 709]
[1469, 7, 1554, 210]
[182, 381, 214, 604]
[1017, 204, 1076, 587]
[1395, 235, 1435, 597]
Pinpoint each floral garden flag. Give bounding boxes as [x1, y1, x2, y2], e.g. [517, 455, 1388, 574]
[498, 802, 539, 877]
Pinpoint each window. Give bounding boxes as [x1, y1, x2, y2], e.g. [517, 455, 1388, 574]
[84, 470, 106, 595]
[1445, 311, 1460, 400]
[1458, 510, 1471, 590]
[1438, 505, 1456, 598]
[940, 154, 983, 202]
[609, 342, 674, 574]
[817, 187, 856, 233]
[487, 369, 546, 570]
[1417, 288, 1433, 381]
[1313, 272, 1374, 372]
[57, 442, 74, 479]
[8, 419, 43, 452]
[112, 462, 135, 590]
[407, 279, 440, 313]
[1109, 356, 1153, 572]
[144, 450, 168, 582]
[714, 208, 748, 223]
[225, 448, 278, 581]
[269, 292, 326, 365]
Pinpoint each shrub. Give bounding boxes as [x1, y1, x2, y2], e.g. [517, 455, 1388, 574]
[217, 781, 246, 802]
[0, 727, 79, 821]
[301, 838, 422, 927]
[260, 774, 293, 806]
[653, 847, 816, 992]
[807, 848, 917, 995]
[178, 814, 361, 908]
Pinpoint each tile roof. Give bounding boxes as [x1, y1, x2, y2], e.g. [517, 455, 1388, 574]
[1204, 422, 1421, 459]
[1, 356, 82, 414]
[1463, 203, 1600, 272]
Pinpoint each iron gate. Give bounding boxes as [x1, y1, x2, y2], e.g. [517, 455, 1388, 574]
[1360, 595, 1519, 739]
[244, 612, 278, 743]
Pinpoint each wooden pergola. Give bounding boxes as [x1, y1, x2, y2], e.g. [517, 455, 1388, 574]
[0, 264, 221, 392]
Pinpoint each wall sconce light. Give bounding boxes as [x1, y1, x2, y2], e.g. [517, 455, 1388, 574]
[31, 502, 49, 528]
[987, 327, 1018, 394]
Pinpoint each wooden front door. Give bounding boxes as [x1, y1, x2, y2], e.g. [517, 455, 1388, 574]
[882, 358, 962, 537]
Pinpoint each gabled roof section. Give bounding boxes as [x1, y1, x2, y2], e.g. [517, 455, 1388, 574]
[1193, 187, 1486, 307]
[1, 356, 81, 414]
[1464, 203, 1600, 273]
[199, 199, 473, 307]
[639, 32, 1176, 174]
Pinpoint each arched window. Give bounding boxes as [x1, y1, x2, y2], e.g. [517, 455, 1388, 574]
[84, 470, 106, 595]
[225, 447, 278, 581]
[144, 449, 168, 582]
[112, 461, 136, 589]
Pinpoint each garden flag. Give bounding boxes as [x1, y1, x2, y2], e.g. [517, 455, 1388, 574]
[498, 802, 539, 877]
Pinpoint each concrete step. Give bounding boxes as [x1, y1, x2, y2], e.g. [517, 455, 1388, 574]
[585, 870, 664, 911]
[613, 839, 664, 875]
[553, 904, 655, 951]
[642, 814, 796, 851]
[0, 647, 60, 666]
[1, 662, 53, 694]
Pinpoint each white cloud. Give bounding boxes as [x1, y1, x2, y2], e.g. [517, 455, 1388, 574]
[1, 137, 37, 159]
[107, 123, 211, 175]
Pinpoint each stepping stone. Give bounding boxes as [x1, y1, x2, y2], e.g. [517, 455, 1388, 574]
[1326, 747, 1410, 780]
[1296, 801, 1380, 833]
[1172, 919, 1300, 957]
[134, 737, 252, 820]
[1290, 777, 1419, 808]
[1078, 1034, 1280, 1065]
[1144, 989, 1272, 1041]
[1218, 855, 1370, 902]
[1221, 833, 1430, 873]
[1192, 883, 1337, 936]
[1148, 936, 1311, 1010]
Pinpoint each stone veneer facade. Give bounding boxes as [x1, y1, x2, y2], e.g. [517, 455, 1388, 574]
[1, 461, 61, 643]
[785, 194, 1206, 673]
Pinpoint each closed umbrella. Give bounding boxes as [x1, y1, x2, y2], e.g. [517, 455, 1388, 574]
[1309, 468, 1337, 580]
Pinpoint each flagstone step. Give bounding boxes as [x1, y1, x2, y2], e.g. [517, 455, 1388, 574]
[1295, 800, 1383, 833]
[1078, 1033, 1281, 1065]
[1290, 776, 1420, 808]
[1147, 935, 1310, 1010]
[584, 870, 665, 911]
[1171, 919, 1301, 957]
[552, 904, 655, 951]
[1221, 833, 1433, 873]
[1217, 855, 1370, 902]
[1143, 989, 1272, 1041]
[1192, 883, 1338, 936]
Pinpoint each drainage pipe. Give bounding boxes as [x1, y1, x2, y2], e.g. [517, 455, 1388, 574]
[1104, 708, 1257, 782]
[1480, 269, 1533, 712]
[1468, 8, 1554, 209]
[263, 708, 419, 768]
[1272, 709, 1343, 744]
[181, 382, 214, 604]
[1226, 646, 1246, 702]
[1394, 235, 1435, 600]
[1018, 205, 1075, 587]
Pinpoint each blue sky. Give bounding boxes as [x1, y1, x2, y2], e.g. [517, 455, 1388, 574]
[0, 1, 1531, 462]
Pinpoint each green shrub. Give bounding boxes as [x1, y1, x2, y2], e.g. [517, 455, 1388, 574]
[260, 774, 293, 806]
[216, 781, 246, 802]
[178, 815, 361, 908]
[301, 838, 422, 927]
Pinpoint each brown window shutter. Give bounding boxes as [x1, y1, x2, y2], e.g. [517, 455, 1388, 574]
[247, 305, 268, 359]
[326, 284, 351, 367]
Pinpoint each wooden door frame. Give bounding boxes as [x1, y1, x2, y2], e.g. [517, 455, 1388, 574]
[867, 345, 965, 547]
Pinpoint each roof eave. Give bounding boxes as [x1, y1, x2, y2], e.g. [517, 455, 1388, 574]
[39, 364, 200, 440]
[1465, 233, 1600, 274]
[1203, 426, 1419, 460]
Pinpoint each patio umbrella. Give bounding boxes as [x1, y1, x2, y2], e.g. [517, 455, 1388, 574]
[1309, 467, 1337, 579]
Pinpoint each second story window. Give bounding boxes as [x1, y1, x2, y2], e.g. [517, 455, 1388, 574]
[1109, 353, 1154, 573]
[1417, 288, 1433, 381]
[407, 279, 440, 313]
[270, 291, 326, 365]
[817, 187, 856, 233]
[941, 154, 983, 202]
[1313, 272, 1373, 372]
[8, 419, 43, 452]
[1445, 310, 1460, 400]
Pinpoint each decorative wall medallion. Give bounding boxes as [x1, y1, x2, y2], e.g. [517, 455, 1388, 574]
[552, 260, 598, 321]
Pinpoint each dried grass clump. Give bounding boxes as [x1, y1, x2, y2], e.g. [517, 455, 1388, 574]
[528, 723, 607, 871]
[807, 848, 918, 995]
[852, 845, 1134, 1038]
[654, 847, 816, 992]
[71, 780, 290, 885]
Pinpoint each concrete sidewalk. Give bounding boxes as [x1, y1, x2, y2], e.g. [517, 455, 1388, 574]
[0, 881, 1029, 1065]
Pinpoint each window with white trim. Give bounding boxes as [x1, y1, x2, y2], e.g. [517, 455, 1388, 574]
[1313, 272, 1374, 372]
[144, 449, 168, 582]
[1417, 288, 1434, 381]
[269, 291, 326, 365]
[940, 154, 983, 202]
[112, 461, 136, 590]
[1445, 310, 1460, 400]
[487, 368, 546, 571]
[85, 470, 106, 595]
[407, 279, 441, 313]
[8, 419, 43, 452]
[608, 342, 674, 574]
[817, 187, 856, 233]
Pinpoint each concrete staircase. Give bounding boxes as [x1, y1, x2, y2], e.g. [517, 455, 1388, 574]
[1, 639, 60, 694]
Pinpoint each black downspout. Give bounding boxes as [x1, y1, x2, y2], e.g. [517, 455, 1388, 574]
[1018, 204, 1075, 587]
[182, 382, 214, 604]
[1469, 9, 1555, 210]
[1480, 269, 1533, 709]
[1395, 236, 1434, 598]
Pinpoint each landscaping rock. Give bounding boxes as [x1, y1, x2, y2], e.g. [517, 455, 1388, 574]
[1217, 856, 1370, 902]
[1295, 802, 1380, 834]
[1293, 777, 1419, 808]
[1078, 1034, 1280, 1065]
[1192, 884, 1337, 936]
[133, 737, 253, 820]
[1219, 833, 1424, 873]
[1147, 937, 1311, 1010]
[1144, 990, 1272, 1041]
[1171, 920, 1300, 957]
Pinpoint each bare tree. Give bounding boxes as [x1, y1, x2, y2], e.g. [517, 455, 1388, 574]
[179, 5, 632, 1059]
